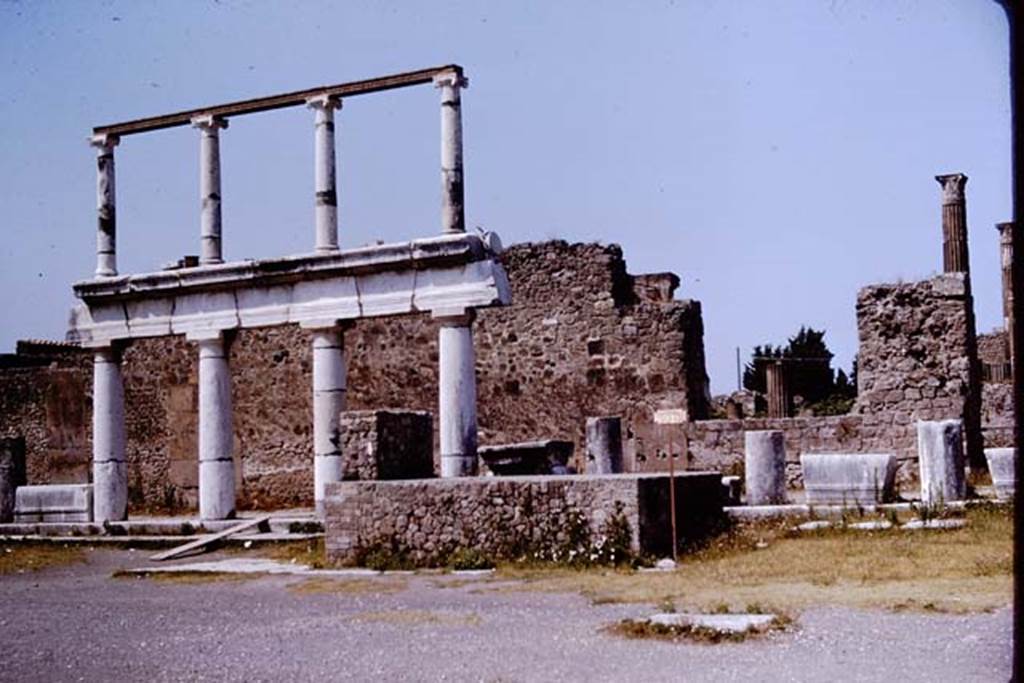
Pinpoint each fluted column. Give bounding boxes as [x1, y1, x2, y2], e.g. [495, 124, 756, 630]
[765, 360, 790, 419]
[90, 134, 120, 278]
[307, 95, 342, 253]
[433, 71, 468, 234]
[192, 116, 229, 265]
[309, 324, 347, 515]
[936, 173, 969, 274]
[999, 222, 1017, 374]
[93, 345, 127, 522]
[437, 311, 478, 476]
[195, 332, 235, 520]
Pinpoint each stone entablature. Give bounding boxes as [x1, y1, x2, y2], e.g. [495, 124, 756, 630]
[69, 233, 509, 346]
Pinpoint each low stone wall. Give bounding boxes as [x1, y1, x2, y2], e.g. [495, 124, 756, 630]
[324, 472, 723, 566]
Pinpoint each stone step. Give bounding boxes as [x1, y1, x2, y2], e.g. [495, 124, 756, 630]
[0, 515, 322, 538]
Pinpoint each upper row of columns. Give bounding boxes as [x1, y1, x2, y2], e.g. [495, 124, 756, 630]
[89, 71, 468, 278]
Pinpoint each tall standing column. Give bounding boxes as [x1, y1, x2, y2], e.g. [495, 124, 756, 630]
[999, 222, 1017, 374]
[195, 333, 235, 520]
[307, 95, 342, 253]
[93, 345, 127, 522]
[437, 311, 478, 476]
[309, 325, 347, 515]
[91, 134, 120, 278]
[192, 116, 229, 265]
[765, 361, 790, 418]
[433, 71, 468, 234]
[936, 173, 970, 274]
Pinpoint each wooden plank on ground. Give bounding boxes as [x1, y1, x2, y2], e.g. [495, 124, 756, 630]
[149, 515, 271, 562]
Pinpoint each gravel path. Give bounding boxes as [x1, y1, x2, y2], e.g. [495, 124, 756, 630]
[0, 548, 1011, 682]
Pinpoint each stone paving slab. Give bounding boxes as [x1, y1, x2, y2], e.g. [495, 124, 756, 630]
[120, 557, 497, 578]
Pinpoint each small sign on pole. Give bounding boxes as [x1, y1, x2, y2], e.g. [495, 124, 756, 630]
[653, 408, 688, 563]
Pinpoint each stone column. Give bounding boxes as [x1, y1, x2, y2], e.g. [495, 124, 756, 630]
[307, 95, 342, 253]
[917, 419, 966, 506]
[936, 173, 969, 274]
[309, 325, 347, 515]
[744, 430, 786, 505]
[192, 116, 229, 265]
[999, 222, 1016, 373]
[585, 416, 623, 474]
[436, 311, 478, 476]
[93, 345, 127, 522]
[91, 134, 120, 277]
[196, 333, 236, 520]
[433, 71, 468, 234]
[765, 361, 789, 418]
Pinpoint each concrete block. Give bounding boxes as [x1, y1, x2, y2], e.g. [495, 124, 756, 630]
[744, 430, 786, 505]
[984, 448, 1015, 501]
[800, 453, 897, 505]
[917, 420, 965, 506]
[585, 417, 623, 474]
[1, 437, 27, 523]
[14, 484, 93, 523]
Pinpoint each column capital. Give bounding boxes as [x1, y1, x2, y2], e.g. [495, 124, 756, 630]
[935, 173, 968, 204]
[432, 309, 476, 326]
[997, 221, 1015, 238]
[306, 94, 343, 111]
[433, 71, 469, 90]
[191, 115, 229, 131]
[89, 133, 120, 150]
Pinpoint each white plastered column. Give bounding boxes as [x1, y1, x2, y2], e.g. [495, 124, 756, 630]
[192, 115, 229, 265]
[92, 344, 127, 522]
[307, 95, 342, 253]
[90, 134, 120, 278]
[433, 71, 468, 234]
[194, 332, 236, 520]
[436, 311, 478, 476]
[306, 323, 347, 515]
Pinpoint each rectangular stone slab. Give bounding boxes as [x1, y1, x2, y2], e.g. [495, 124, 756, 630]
[800, 453, 897, 506]
[14, 484, 93, 523]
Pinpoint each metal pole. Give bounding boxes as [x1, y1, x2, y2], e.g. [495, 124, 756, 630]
[667, 424, 678, 564]
[736, 346, 741, 391]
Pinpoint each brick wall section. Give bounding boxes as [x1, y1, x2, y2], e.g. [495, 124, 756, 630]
[1, 241, 710, 511]
[323, 472, 723, 566]
[339, 410, 433, 480]
[851, 273, 983, 466]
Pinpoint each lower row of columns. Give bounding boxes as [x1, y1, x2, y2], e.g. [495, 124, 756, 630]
[91, 313, 479, 522]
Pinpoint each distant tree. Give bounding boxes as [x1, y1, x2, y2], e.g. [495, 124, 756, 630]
[743, 327, 856, 415]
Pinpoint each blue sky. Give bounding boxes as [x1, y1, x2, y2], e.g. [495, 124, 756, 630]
[0, 0, 1011, 394]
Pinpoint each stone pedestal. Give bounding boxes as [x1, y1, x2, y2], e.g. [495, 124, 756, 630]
[434, 71, 467, 234]
[192, 116, 228, 265]
[308, 95, 342, 253]
[917, 419, 965, 506]
[984, 447, 1016, 500]
[585, 416, 623, 474]
[936, 174, 969, 274]
[90, 134, 119, 277]
[437, 312, 478, 477]
[310, 326, 346, 515]
[0, 437, 27, 523]
[743, 430, 786, 505]
[196, 334, 236, 520]
[93, 346, 127, 522]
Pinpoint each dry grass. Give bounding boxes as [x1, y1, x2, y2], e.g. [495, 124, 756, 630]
[111, 569, 261, 584]
[348, 609, 481, 626]
[490, 504, 1013, 614]
[251, 538, 326, 568]
[286, 576, 408, 595]
[0, 543, 86, 574]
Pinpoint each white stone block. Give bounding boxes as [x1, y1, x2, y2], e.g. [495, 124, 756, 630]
[917, 419, 965, 506]
[984, 447, 1015, 501]
[744, 430, 786, 505]
[801, 453, 897, 506]
[14, 484, 93, 523]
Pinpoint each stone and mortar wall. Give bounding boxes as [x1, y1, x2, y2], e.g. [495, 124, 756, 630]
[338, 410, 433, 480]
[852, 273, 983, 466]
[0, 241, 710, 511]
[324, 472, 723, 566]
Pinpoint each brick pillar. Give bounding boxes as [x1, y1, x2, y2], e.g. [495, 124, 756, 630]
[936, 173, 969, 274]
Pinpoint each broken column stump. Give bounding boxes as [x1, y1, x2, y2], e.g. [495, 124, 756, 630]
[743, 430, 786, 505]
[917, 419, 966, 506]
